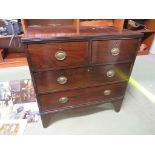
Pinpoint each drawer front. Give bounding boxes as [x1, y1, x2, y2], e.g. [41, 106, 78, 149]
[34, 63, 132, 94]
[28, 41, 88, 70]
[38, 82, 127, 112]
[92, 39, 139, 64]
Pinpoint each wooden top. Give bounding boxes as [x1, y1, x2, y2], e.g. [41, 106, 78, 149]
[22, 26, 143, 43]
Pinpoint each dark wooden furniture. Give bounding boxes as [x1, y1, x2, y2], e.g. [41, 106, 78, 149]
[22, 25, 143, 128]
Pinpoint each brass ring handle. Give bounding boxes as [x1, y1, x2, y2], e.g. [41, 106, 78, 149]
[111, 48, 120, 56]
[57, 76, 68, 85]
[55, 50, 67, 61]
[59, 97, 69, 104]
[107, 70, 115, 77]
[104, 89, 111, 96]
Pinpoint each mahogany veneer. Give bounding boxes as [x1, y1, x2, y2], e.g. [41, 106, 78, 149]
[22, 26, 143, 128]
[39, 82, 127, 112]
[34, 63, 132, 94]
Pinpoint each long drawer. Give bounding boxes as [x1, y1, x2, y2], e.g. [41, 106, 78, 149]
[28, 41, 88, 71]
[92, 39, 139, 64]
[38, 82, 127, 112]
[34, 63, 132, 94]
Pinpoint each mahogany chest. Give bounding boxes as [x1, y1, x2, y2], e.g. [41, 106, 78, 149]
[22, 26, 143, 128]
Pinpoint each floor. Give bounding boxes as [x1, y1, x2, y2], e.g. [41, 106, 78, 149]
[0, 54, 155, 134]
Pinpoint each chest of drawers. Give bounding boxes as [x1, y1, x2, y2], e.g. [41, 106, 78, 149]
[22, 26, 143, 128]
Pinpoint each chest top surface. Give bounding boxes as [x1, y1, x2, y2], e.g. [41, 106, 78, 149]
[22, 26, 143, 43]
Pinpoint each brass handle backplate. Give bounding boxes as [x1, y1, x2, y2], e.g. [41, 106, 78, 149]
[57, 76, 68, 85]
[55, 50, 67, 61]
[104, 89, 111, 96]
[107, 70, 115, 77]
[111, 48, 120, 56]
[59, 97, 69, 104]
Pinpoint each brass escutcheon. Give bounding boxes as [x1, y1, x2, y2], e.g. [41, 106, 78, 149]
[57, 76, 68, 84]
[55, 50, 67, 60]
[59, 97, 69, 104]
[104, 89, 111, 96]
[107, 70, 115, 77]
[111, 48, 120, 56]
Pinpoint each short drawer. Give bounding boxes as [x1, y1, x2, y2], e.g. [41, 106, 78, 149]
[34, 63, 131, 94]
[28, 41, 88, 71]
[92, 39, 140, 64]
[38, 82, 127, 112]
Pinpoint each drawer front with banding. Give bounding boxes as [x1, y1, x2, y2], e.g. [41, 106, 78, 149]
[38, 82, 127, 112]
[92, 39, 139, 64]
[34, 63, 132, 94]
[28, 41, 88, 71]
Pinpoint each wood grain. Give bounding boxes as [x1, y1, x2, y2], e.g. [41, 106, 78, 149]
[38, 82, 127, 112]
[92, 39, 140, 64]
[22, 26, 143, 43]
[28, 41, 88, 71]
[34, 63, 132, 94]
